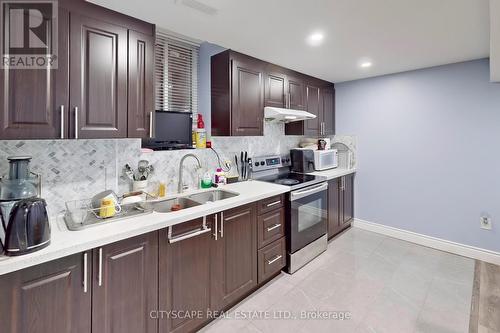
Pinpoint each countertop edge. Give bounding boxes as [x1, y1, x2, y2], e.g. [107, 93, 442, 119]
[0, 181, 290, 276]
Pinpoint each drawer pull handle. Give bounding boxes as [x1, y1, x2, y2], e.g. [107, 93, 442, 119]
[267, 223, 281, 232]
[267, 255, 282, 265]
[266, 200, 281, 207]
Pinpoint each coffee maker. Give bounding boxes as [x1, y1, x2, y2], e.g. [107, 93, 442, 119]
[0, 156, 50, 256]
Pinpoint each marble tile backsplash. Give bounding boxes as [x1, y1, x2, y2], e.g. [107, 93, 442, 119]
[0, 122, 356, 216]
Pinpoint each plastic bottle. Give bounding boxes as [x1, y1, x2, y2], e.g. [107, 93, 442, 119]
[195, 114, 206, 149]
[214, 168, 226, 185]
[200, 171, 212, 188]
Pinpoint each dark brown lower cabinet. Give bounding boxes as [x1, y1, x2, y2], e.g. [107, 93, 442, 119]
[210, 203, 258, 310]
[0, 252, 91, 333]
[159, 218, 212, 333]
[328, 174, 355, 238]
[92, 232, 158, 333]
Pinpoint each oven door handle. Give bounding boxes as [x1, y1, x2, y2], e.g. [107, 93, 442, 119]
[290, 182, 328, 201]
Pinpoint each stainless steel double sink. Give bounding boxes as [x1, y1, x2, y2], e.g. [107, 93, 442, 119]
[152, 189, 239, 213]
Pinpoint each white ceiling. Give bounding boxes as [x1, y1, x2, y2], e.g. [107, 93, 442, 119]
[90, 0, 490, 82]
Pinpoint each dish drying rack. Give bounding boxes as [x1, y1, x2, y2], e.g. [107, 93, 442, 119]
[64, 193, 155, 231]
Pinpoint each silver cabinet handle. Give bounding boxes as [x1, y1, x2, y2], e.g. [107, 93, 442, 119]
[340, 176, 345, 191]
[149, 111, 154, 138]
[60, 105, 65, 139]
[266, 200, 281, 207]
[224, 210, 250, 222]
[169, 227, 211, 243]
[219, 212, 224, 238]
[98, 247, 103, 287]
[74, 107, 79, 139]
[213, 213, 218, 241]
[267, 255, 282, 265]
[83, 252, 88, 293]
[267, 223, 281, 232]
[287, 92, 291, 109]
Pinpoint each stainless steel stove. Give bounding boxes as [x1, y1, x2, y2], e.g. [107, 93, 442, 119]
[251, 155, 328, 274]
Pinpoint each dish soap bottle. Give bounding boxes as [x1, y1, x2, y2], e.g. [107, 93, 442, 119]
[200, 171, 212, 188]
[214, 168, 226, 185]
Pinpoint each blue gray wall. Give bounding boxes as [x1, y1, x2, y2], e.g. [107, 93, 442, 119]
[336, 59, 500, 252]
[198, 42, 226, 136]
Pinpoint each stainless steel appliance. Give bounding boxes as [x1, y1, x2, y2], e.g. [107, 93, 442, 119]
[313, 149, 338, 171]
[0, 156, 50, 256]
[290, 148, 315, 173]
[251, 155, 328, 274]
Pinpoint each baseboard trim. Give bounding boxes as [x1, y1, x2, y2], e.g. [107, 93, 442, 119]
[352, 218, 500, 265]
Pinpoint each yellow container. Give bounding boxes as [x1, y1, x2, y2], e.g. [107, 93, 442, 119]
[195, 129, 206, 149]
[99, 198, 116, 218]
[158, 182, 166, 197]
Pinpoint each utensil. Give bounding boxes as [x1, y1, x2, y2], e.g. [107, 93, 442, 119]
[123, 164, 135, 181]
[234, 155, 239, 178]
[243, 151, 248, 180]
[240, 152, 244, 180]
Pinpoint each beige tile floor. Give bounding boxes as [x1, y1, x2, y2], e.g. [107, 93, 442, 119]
[199, 228, 475, 333]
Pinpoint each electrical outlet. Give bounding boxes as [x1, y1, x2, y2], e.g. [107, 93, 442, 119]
[480, 216, 492, 230]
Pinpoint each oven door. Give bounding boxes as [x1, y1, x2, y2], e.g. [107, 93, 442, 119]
[288, 182, 328, 253]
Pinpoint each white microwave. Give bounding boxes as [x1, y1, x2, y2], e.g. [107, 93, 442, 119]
[313, 149, 338, 171]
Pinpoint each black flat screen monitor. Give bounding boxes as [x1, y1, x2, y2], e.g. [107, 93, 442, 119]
[143, 111, 193, 150]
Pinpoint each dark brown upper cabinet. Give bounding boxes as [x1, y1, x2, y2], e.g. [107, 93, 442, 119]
[210, 203, 258, 310]
[321, 86, 336, 136]
[92, 232, 158, 333]
[0, 7, 69, 139]
[287, 73, 306, 110]
[0, 252, 92, 333]
[264, 66, 286, 108]
[0, 1, 155, 140]
[70, 12, 128, 139]
[211, 50, 265, 136]
[128, 30, 154, 138]
[285, 79, 335, 137]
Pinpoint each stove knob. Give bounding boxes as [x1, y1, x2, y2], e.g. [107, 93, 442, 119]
[254, 162, 259, 167]
[286, 158, 290, 163]
[260, 161, 265, 166]
[281, 158, 285, 163]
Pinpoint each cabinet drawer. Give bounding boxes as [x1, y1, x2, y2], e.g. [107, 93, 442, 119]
[258, 237, 286, 284]
[258, 194, 285, 215]
[258, 208, 285, 249]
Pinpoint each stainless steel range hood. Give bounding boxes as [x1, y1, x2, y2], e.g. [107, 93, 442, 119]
[264, 107, 316, 123]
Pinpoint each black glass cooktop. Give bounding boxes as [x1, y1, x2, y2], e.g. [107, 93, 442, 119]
[260, 172, 326, 189]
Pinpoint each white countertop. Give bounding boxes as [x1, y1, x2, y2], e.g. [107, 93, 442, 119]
[308, 167, 356, 180]
[0, 180, 289, 276]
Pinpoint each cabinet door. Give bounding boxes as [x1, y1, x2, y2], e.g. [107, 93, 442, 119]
[70, 13, 128, 139]
[342, 174, 354, 225]
[231, 57, 264, 136]
[211, 204, 257, 310]
[92, 232, 158, 333]
[0, 252, 91, 333]
[327, 178, 341, 238]
[321, 86, 335, 136]
[304, 83, 321, 136]
[287, 74, 305, 110]
[264, 72, 286, 108]
[159, 218, 212, 333]
[128, 30, 154, 138]
[0, 7, 69, 139]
